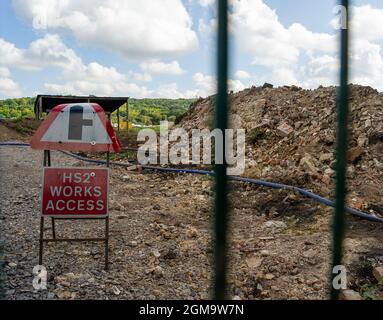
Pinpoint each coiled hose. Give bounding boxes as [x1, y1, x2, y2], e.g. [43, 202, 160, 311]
[1, 141, 383, 223]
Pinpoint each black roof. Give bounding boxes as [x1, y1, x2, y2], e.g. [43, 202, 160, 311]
[34, 95, 129, 114]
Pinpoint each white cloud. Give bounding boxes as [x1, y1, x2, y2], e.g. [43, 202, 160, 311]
[187, 72, 244, 97]
[140, 60, 185, 75]
[43, 80, 152, 98]
[271, 68, 299, 86]
[300, 55, 338, 88]
[235, 70, 251, 79]
[12, 0, 199, 59]
[230, 0, 335, 68]
[130, 72, 152, 83]
[6, 1, 383, 99]
[154, 83, 186, 98]
[288, 23, 335, 53]
[0, 67, 22, 98]
[0, 67, 11, 78]
[228, 79, 246, 92]
[0, 34, 83, 71]
[227, 0, 383, 91]
[192, 72, 216, 97]
[43, 61, 152, 98]
[230, 0, 298, 67]
[145, 73, 245, 99]
[350, 39, 383, 89]
[0, 39, 24, 66]
[0, 35, 153, 98]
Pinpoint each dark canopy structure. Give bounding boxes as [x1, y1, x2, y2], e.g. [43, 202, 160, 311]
[34, 95, 129, 119]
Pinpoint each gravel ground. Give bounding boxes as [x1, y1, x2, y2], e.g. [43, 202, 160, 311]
[1, 145, 383, 300]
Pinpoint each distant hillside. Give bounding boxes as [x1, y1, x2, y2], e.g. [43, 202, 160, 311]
[0, 97, 195, 125]
[120, 98, 195, 125]
[0, 97, 35, 120]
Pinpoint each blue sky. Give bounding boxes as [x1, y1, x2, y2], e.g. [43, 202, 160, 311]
[1, 0, 383, 99]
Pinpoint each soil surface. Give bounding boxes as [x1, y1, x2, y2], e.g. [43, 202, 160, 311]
[1, 143, 382, 300]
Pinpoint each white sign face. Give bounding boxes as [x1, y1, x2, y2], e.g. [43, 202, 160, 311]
[41, 104, 112, 144]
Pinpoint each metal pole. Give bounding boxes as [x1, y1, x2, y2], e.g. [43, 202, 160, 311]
[46, 150, 56, 239]
[105, 217, 109, 270]
[104, 153, 110, 270]
[43, 150, 48, 166]
[126, 99, 129, 132]
[36, 96, 42, 120]
[41, 151, 49, 262]
[213, 0, 229, 300]
[105, 113, 111, 270]
[330, 0, 349, 300]
[117, 108, 120, 132]
[39, 217, 44, 265]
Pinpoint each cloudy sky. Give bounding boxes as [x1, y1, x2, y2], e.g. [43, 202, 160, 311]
[1, 0, 383, 99]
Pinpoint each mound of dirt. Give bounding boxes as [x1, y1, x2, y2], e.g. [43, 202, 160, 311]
[0, 121, 25, 141]
[177, 84, 383, 217]
[0, 119, 40, 141]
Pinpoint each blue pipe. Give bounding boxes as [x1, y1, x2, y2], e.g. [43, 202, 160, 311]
[1, 141, 383, 223]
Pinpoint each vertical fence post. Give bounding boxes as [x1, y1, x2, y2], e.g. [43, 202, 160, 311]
[330, 0, 350, 300]
[117, 108, 120, 132]
[214, 0, 229, 300]
[126, 99, 129, 132]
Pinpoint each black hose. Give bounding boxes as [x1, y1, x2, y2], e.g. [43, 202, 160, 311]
[1, 141, 383, 224]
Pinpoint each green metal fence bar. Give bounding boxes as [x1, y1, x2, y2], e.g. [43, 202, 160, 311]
[330, 0, 350, 300]
[214, 0, 229, 300]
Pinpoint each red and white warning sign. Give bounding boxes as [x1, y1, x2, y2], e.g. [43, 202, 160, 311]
[42, 167, 109, 217]
[31, 103, 122, 152]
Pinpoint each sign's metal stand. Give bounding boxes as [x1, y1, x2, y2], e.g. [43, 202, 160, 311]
[39, 150, 110, 271]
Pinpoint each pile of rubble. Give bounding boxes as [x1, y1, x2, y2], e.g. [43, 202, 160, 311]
[178, 84, 383, 216]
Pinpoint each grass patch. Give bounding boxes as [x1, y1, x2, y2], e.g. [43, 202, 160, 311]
[360, 282, 383, 300]
[247, 127, 266, 144]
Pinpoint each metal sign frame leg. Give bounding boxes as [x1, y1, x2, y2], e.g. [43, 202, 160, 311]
[39, 150, 50, 265]
[39, 217, 44, 265]
[105, 215, 109, 270]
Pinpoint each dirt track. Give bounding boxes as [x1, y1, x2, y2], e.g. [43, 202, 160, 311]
[1, 142, 383, 300]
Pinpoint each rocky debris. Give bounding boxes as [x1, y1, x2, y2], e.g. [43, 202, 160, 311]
[299, 154, 319, 175]
[368, 132, 383, 144]
[246, 256, 263, 269]
[373, 266, 383, 282]
[177, 84, 383, 218]
[347, 146, 364, 164]
[339, 289, 362, 300]
[277, 122, 294, 137]
[302, 249, 317, 259]
[152, 249, 161, 258]
[262, 83, 274, 89]
[112, 286, 121, 296]
[129, 240, 138, 247]
[186, 226, 199, 238]
[319, 153, 333, 163]
[264, 220, 287, 230]
[152, 266, 164, 279]
[260, 250, 270, 257]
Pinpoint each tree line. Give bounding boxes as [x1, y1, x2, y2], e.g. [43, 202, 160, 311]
[0, 97, 194, 125]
